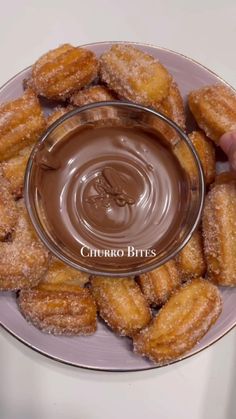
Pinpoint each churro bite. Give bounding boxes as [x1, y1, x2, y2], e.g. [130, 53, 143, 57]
[18, 283, 96, 336]
[0, 174, 18, 239]
[188, 84, 236, 143]
[18, 258, 94, 335]
[189, 131, 216, 185]
[46, 106, 74, 127]
[91, 276, 151, 337]
[157, 81, 185, 130]
[31, 44, 98, 101]
[174, 130, 216, 186]
[138, 260, 182, 306]
[70, 85, 116, 107]
[39, 257, 89, 288]
[0, 200, 50, 291]
[0, 89, 46, 161]
[203, 182, 236, 286]
[133, 279, 222, 364]
[176, 230, 206, 280]
[99, 44, 172, 107]
[1, 146, 32, 198]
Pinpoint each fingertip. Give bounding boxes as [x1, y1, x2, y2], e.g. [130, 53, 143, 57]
[219, 131, 236, 154]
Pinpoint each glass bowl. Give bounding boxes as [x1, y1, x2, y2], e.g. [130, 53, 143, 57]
[24, 101, 205, 276]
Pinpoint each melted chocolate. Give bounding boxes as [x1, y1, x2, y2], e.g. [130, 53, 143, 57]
[36, 125, 189, 270]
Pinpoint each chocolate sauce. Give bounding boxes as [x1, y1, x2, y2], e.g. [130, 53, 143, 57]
[36, 125, 189, 270]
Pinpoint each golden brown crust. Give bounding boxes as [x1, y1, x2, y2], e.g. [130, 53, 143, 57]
[18, 284, 96, 336]
[46, 106, 74, 127]
[0, 200, 50, 291]
[39, 257, 89, 288]
[0, 89, 46, 161]
[133, 278, 222, 364]
[176, 230, 206, 280]
[0, 174, 18, 239]
[173, 130, 216, 186]
[31, 44, 98, 101]
[157, 81, 185, 130]
[91, 276, 151, 336]
[99, 44, 172, 107]
[151, 81, 186, 145]
[0, 146, 32, 198]
[203, 182, 236, 286]
[188, 84, 236, 143]
[138, 260, 182, 306]
[70, 85, 116, 107]
[189, 131, 216, 185]
[213, 171, 236, 187]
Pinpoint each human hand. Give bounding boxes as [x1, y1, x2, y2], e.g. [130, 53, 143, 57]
[219, 131, 236, 171]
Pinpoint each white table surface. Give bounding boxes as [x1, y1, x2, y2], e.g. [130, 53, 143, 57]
[0, 1, 236, 418]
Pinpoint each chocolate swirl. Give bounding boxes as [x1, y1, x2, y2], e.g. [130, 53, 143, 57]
[36, 125, 188, 270]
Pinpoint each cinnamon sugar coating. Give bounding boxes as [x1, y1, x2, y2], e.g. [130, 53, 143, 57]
[133, 279, 222, 364]
[31, 44, 98, 101]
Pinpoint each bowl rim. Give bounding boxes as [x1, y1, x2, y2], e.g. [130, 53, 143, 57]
[24, 100, 205, 277]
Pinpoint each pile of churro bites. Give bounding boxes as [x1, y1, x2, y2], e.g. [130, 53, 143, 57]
[0, 43, 236, 365]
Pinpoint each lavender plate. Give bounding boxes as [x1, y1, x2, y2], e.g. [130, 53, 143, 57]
[0, 42, 236, 371]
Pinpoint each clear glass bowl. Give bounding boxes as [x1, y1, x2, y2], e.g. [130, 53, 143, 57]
[24, 101, 205, 276]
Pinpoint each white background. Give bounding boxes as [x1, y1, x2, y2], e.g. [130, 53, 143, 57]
[0, 1, 236, 418]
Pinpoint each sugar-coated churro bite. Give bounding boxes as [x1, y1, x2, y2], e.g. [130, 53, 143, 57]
[18, 258, 95, 335]
[99, 44, 172, 107]
[157, 81, 185, 131]
[18, 284, 96, 336]
[31, 44, 98, 101]
[91, 276, 151, 337]
[0, 200, 50, 291]
[176, 230, 206, 280]
[46, 106, 74, 127]
[70, 85, 116, 107]
[203, 182, 236, 286]
[0, 174, 18, 240]
[188, 84, 236, 143]
[0, 89, 45, 161]
[189, 131, 216, 185]
[1, 146, 32, 198]
[173, 130, 216, 186]
[133, 278, 222, 364]
[138, 260, 182, 306]
[152, 81, 186, 145]
[40, 257, 89, 288]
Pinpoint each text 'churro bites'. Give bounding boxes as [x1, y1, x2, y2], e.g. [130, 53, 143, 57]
[99, 44, 172, 107]
[188, 84, 236, 143]
[176, 230, 206, 280]
[70, 85, 116, 107]
[133, 278, 222, 364]
[18, 284, 96, 336]
[0, 174, 18, 239]
[138, 260, 182, 306]
[31, 44, 99, 101]
[0, 146, 32, 198]
[203, 182, 236, 286]
[91, 276, 151, 337]
[174, 130, 215, 186]
[0, 200, 50, 291]
[0, 89, 45, 161]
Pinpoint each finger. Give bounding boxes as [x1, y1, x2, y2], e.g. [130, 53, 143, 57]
[219, 131, 236, 171]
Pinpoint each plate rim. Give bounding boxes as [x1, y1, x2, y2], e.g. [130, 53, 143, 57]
[0, 40, 235, 372]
